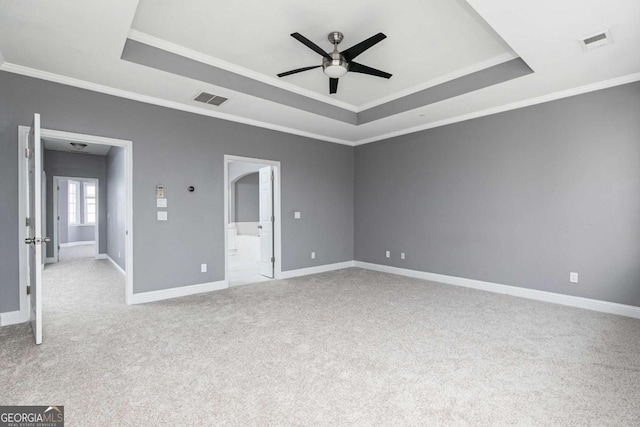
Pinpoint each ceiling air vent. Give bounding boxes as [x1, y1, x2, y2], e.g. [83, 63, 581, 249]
[579, 30, 612, 51]
[194, 91, 228, 106]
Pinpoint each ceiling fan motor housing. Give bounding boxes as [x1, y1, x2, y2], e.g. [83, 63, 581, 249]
[323, 50, 349, 75]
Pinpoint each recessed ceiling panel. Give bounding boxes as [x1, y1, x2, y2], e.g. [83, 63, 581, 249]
[131, 0, 516, 106]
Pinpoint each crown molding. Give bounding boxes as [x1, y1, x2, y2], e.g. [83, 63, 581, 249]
[354, 71, 640, 145]
[128, 29, 359, 113]
[128, 30, 522, 115]
[2, 59, 638, 148]
[0, 62, 354, 146]
[357, 52, 518, 111]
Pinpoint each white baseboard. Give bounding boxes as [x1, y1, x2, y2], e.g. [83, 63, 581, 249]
[354, 261, 640, 320]
[106, 255, 126, 275]
[45, 257, 56, 264]
[0, 310, 27, 326]
[95, 253, 107, 260]
[60, 241, 95, 247]
[130, 280, 229, 304]
[280, 261, 355, 279]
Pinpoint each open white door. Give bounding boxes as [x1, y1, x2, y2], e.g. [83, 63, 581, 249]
[258, 165, 274, 278]
[26, 113, 45, 344]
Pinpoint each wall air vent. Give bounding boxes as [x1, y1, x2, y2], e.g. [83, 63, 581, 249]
[194, 91, 228, 106]
[579, 30, 612, 51]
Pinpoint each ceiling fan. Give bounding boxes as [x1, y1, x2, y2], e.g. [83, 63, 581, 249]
[277, 31, 392, 94]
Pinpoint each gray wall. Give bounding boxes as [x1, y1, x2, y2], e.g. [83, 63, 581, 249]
[227, 162, 263, 223]
[355, 82, 640, 307]
[58, 180, 69, 244]
[43, 150, 107, 257]
[234, 172, 259, 222]
[0, 71, 354, 312]
[106, 146, 126, 271]
[67, 224, 95, 243]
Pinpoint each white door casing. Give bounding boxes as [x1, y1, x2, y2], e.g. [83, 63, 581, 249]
[259, 165, 274, 278]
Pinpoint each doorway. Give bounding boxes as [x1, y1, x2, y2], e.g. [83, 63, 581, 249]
[18, 122, 134, 343]
[52, 176, 99, 263]
[224, 155, 281, 286]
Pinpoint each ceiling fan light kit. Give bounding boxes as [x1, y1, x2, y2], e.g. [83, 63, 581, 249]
[278, 31, 392, 94]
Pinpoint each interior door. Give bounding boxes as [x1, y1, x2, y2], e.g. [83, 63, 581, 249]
[258, 166, 274, 278]
[26, 113, 45, 344]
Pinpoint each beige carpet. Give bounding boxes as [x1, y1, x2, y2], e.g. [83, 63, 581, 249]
[1, 258, 640, 426]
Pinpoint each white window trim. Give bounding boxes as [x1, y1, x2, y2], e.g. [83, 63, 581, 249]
[83, 181, 96, 225]
[68, 180, 80, 226]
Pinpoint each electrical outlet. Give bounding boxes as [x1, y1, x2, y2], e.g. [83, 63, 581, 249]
[201, 263, 207, 273]
[385, 250, 391, 258]
[401, 252, 405, 260]
[569, 272, 578, 283]
[311, 252, 316, 259]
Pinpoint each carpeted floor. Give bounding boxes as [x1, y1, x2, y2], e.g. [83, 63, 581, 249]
[1, 258, 640, 426]
[58, 243, 95, 262]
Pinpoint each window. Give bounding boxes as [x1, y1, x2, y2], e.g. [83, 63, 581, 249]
[68, 181, 80, 224]
[84, 182, 96, 224]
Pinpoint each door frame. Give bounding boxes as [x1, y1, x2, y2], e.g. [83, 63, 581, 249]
[52, 176, 100, 262]
[224, 155, 282, 283]
[18, 125, 134, 322]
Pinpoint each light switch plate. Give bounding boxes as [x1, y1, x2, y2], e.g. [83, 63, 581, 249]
[294, 211, 301, 219]
[157, 211, 168, 221]
[156, 185, 164, 198]
[157, 198, 167, 208]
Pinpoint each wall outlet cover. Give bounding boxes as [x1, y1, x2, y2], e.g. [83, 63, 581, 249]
[570, 272, 579, 283]
[311, 252, 316, 259]
[294, 211, 301, 219]
[157, 211, 168, 221]
[385, 250, 391, 258]
[201, 263, 207, 273]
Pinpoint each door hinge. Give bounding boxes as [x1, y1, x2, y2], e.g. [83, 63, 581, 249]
[271, 216, 275, 222]
[57, 216, 60, 221]
[26, 286, 31, 295]
[57, 186, 60, 191]
[271, 171, 274, 181]
[25, 148, 32, 159]
[271, 257, 275, 263]
[25, 217, 31, 227]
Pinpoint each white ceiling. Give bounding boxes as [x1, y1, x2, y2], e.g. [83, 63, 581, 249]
[131, 0, 513, 106]
[0, 0, 638, 146]
[43, 137, 112, 156]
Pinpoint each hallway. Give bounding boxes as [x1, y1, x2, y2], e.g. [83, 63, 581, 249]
[43, 246, 125, 316]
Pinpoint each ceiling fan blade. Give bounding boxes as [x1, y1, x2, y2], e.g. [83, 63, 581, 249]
[291, 33, 331, 60]
[277, 65, 321, 78]
[341, 33, 387, 62]
[330, 78, 339, 94]
[348, 62, 392, 79]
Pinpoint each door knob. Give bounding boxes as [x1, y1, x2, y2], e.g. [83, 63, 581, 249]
[43, 237, 51, 243]
[25, 237, 36, 245]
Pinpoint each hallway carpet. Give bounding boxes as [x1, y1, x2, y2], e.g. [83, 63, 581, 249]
[1, 259, 639, 425]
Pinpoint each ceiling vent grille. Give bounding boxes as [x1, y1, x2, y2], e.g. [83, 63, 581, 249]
[580, 30, 612, 50]
[194, 92, 228, 106]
